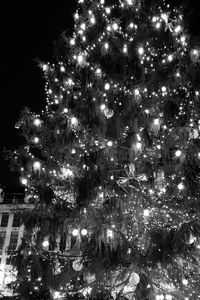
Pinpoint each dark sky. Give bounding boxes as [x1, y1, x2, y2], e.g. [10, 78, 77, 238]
[1, 1, 200, 191]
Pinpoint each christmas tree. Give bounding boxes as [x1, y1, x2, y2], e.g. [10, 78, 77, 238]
[9, 0, 200, 299]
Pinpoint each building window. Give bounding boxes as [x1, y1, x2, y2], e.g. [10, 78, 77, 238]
[60, 233, 66, 252]
[0, 213, 9, 227]
[12, 214, 21, 227]
[9, 232, 19, 250]
[0, 231, 6, 254]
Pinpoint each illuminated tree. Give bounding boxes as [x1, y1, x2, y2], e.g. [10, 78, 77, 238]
[10, 0, 200, 299]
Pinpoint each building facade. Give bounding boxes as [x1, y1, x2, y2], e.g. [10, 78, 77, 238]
[0, 190, 32, 297]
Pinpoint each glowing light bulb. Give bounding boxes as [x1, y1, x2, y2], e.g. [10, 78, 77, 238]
[143, 209, 150, 217]
[107, 141, 113, 147]
[112, 23, 118, 30]
[161, 13, 168, 22]
[166, 295, 172, 300]
[154, 118, 160, 125]
[178, 182, 184, 190]
[155, 22, 161, 29]
[100, 0, 104, 3]
[42, 64, 48, 71]
[105, 83, 110, 90]
[33, 118, 41, 127]
[33, 137, 39, 144]
[74, 13, 79, 20]
[198, 153, 200, 159]
[123, 44, 127, 53]
[175, 150, 182, 157]
[168, 54, 173, 61]
[136, 142, 142, 150]
[60, 66, 65, 72]
[54, 291, 61, 299]
[107, 229, 113, 238]
[61, 168, 73, 177]
[69, 79, 75, 88]
[77, 54, 84, 64]
[134, 88, 140, 96]
[63, 108, 68, 113]
[107, 25, 111, 31]
[180, 36, 186, 44]
[175, 25, 182, 33]
[21, 178, 28, 185]
[96, 68, 101, 75]
[80, 23, 86, 30]
[104, 42, 109, 50]
[126, 0, 133, 4]
[129, 22, 134, 28]
[72, 229, 79, 236]
[152, 16, 157, 23]
[90, 16, 95, 24]
[105, 7, 111, 14]
[161, 86, 167, 92]
[70, 38, 75, 45]
[100, 104, 106, 111]
[182, 278, 188, 286]
[138, 47, 144, 55]
[71, 117, 78, 126]
[193, 49, 198, 55]
[42, 240, 49, 248]
[81, 229, 88, 236]
[33, 161, 41, 170]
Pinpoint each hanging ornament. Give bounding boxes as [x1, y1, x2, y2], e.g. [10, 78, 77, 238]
[154, 170, 167, 191]
[136, 173, 148, 181]
[134, 88, 141, 103]
[129, 272, 140, 286]
[33, 161, 41, 172]
[128, 163, 135, 176]
[42, 239, 49, 249]
[84, 273, 96, 284]
[104, 107, 114, 119]
[185, 232, 196, 245]
[71, 116, 79, 127]
[72, 259, 83, 271]
[132, 142, 143, 154]
[189, 128, 199, 139]
[151, 118, 161, 135]
[190, 49, 200, 63]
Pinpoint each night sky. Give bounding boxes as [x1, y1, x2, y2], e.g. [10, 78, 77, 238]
[1, 1, 200, 191]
